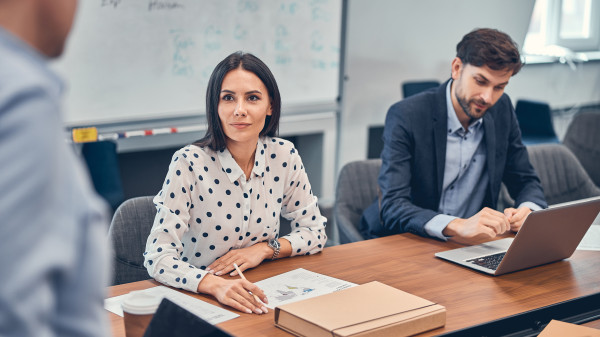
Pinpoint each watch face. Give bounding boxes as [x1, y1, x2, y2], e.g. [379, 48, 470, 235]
[269, 238, 280, 249]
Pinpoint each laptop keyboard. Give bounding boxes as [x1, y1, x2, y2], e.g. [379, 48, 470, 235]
[466, 252, 506, 270]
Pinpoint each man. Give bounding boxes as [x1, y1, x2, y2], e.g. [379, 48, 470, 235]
[361, 28, 547, 244]
[0, 0, 110, 336]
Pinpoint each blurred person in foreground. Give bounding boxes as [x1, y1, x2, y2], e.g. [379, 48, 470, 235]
[0, 0, 110, 336]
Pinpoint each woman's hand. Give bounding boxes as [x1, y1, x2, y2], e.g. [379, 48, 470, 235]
[197, 273, 268, 314]
[207, 243, 272, 276]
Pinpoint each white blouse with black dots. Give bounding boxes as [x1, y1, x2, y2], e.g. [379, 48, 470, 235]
[143, 137, 328, 292]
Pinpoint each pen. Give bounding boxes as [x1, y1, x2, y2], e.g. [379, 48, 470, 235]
[233, 263, 268, 313]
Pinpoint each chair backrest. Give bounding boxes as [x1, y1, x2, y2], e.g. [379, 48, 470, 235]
[334, 159, 382, 244]
[81, 140, 125, 212]
[401, 80, 440, 98]
[502, 144, 600, 207]
[367, 126, 385, 159]
[108, 196, 156, 285]
[563, 111, 600, 187]
[515, 99, 559, 145]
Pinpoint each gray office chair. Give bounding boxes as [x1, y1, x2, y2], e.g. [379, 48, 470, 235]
[501, 144, 600, 207]
[108, 196, 156, 285]
[563, 111, 600, 187]
[334, 159, 382, 244]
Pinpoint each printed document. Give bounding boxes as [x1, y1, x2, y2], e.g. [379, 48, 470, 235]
[577, 224, 600, 251]
[104, 286, 238, 324]
[254, 268, 356, 309]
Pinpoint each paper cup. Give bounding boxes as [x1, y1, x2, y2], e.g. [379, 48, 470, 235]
[122, 291, 162, 337]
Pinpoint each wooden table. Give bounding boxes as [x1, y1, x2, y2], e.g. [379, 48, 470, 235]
[108, 234, 600, 336]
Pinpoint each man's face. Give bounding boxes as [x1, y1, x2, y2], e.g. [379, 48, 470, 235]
[451, 57, 513, 121]
[38, 0, 78, 58]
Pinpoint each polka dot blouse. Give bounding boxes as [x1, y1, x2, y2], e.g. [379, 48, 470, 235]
[143, 136, 327, 292]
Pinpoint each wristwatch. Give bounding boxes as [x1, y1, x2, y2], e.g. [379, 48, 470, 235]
[267, 238, 280, 260]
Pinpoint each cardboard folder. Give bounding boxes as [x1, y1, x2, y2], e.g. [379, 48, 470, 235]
[538, 320, 600, 337]
[274, 281, 446, 337]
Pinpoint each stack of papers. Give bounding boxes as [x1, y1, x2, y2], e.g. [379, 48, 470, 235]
[104, 286, 238, 324]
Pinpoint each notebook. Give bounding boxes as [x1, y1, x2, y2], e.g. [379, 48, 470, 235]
[435, 197, 600, 275]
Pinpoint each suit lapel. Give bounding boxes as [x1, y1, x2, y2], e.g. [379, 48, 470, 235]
[484, 112, 496, 192]
[433, 81, 449, 197]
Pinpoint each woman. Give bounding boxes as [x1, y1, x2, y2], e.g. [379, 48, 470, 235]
[144, 52, 327, 315]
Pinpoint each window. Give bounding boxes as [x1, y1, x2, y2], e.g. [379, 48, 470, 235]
[524, 0, 600, 55]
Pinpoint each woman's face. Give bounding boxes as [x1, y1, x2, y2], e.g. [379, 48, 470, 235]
[218, 67, 272, 147]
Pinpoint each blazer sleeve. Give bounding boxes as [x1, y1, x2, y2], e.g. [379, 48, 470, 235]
[501, 107, 548, 209]
[378, 103, 439, 237]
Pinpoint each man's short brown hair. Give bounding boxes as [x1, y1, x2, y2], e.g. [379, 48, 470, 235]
[456, 28, 523, 76]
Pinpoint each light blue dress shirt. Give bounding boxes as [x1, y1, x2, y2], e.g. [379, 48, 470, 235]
[424, 81, 541, 240]
[0, 28, 110, 337]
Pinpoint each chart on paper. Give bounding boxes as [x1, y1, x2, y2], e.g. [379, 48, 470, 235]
[254, 268, 356, 309]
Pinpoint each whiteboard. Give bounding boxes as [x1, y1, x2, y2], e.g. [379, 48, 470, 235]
[52, 0, 341, 126]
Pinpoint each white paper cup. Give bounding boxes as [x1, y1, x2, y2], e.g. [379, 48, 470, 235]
[122, 291, 162, 337]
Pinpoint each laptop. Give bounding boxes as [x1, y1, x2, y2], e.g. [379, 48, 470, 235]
[435, 197, 600, 276]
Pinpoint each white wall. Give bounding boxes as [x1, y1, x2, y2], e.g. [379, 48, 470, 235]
[508, 61, 600, 108]
[339, 0, 600, 170]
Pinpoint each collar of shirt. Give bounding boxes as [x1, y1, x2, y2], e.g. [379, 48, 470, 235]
[217, 137, 266, 183]
[445, 80, 483, 136]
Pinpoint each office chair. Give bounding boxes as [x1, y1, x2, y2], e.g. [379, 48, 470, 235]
[514, 99, 559, 145]
[365, 81, 440, 160]
[81, 140, 125, 212]
[500, 144, 600, 207]
[108, 196, 156, 285]
[334, 159, 382, 244]
[367, 126, 385, 159]
[401, 80, 440, 98]
[563, 111, 600, 187]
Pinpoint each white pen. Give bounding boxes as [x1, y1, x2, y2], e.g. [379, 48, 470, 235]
[232, 263, 268, 314]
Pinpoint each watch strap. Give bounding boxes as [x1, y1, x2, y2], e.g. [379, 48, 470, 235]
[269, 238, 280, 260]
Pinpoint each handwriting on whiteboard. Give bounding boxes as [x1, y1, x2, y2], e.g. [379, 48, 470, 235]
[100, 0, 185, 11]
[148, 1, 185, 11]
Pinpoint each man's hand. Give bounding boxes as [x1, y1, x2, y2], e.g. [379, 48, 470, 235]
[443, 207, 510, 245]
[503, 207, 532, 232]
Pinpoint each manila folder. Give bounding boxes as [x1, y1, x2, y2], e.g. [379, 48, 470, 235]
[538, 320, 600, 337]
[274, 281, 445, 337]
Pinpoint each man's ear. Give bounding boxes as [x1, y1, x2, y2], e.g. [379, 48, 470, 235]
[451, 57, 463, 80]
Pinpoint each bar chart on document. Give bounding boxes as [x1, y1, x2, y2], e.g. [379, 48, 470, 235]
[254, 268, 356, 309]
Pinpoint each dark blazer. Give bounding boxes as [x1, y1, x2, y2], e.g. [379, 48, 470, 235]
[361, 80, 547, 239]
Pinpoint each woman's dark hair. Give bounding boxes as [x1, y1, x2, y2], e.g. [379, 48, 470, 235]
[456, 28, 523, 76]
[194, 51, 281, 151]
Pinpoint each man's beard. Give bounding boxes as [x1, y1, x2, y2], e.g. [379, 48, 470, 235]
[456, 91, 490, 122]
